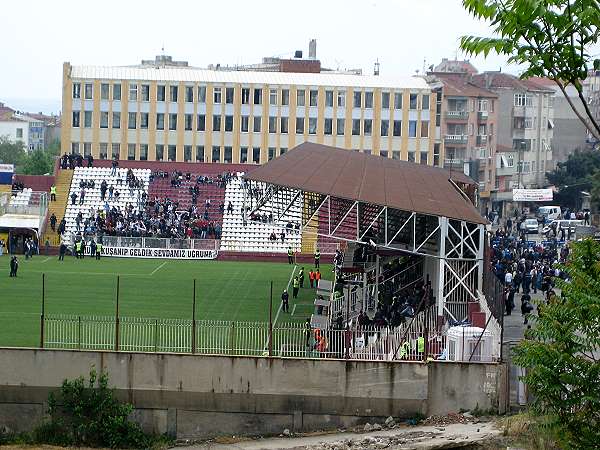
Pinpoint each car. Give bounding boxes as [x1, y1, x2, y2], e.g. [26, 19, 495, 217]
[542, 219, 584, 235]
[523, 218, 539, 234]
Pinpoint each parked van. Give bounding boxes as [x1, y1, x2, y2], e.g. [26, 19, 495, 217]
[537, 206, 562, 223]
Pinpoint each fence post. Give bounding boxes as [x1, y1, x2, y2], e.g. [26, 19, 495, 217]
[115, 276, 120, 352]
[78, 315, 82, 350]
[423, 327, 429, 362]
[229, 321, 236, 355]
[40, 273, 45, 348]
[268, 281, 273, 357]
[192, 279, 197, 354]
[154, 319, 158, 352]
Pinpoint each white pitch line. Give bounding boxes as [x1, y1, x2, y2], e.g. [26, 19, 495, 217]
[291, 304, 297, 316]
[40, 257, 51, 263]
[263, 265, 297, 351]
[150, 261, 167, 276]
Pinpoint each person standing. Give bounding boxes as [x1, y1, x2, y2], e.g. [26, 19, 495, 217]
[70, 192, 77, 205]
[58, 242, 66, 261]
[50, 184, 57, 202]
[287, 247, 294, 265]
[50, 213, 57, 232]
[9, 256, 18, 277]
[95, 241, 102, 260]
[281, 289, 289, 313]
[292, 276, 300, 299]
[111, 157, 118, 176]
[298, 267, 305, 288]
[309, 269, 315, 288]
[90, 238, 96, 258]
[315, 269, 321, 288]
[314, 248, 320, 268]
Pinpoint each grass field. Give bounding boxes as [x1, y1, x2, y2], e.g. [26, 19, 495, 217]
[0, 254, 331, 348]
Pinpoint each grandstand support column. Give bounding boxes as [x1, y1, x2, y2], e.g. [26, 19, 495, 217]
[436, 217, 448, 318]
[374, 254, 380, 311]
[477, 224, 485, 294]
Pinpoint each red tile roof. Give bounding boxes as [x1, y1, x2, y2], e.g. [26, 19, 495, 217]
[434, 73, 497, 98]
[470, 72, 554, 92]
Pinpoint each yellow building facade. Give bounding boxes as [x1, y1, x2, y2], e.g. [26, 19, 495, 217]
[61, 62, 442, 166]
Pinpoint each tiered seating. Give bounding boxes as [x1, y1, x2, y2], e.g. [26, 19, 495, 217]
[9, 188, 32, 206]
[220, 175, 302, 253]
[64, 167, 150, 235]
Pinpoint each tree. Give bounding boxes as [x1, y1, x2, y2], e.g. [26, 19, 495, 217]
[545, 149, 600, 208]
[0, 135, 26, 166]
[513, 239, 600, 449]
[460, 0, 600, 140]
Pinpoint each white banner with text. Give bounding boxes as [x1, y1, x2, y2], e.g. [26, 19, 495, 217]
[512, 188, 553, 202]
[100, 246, 218, 259]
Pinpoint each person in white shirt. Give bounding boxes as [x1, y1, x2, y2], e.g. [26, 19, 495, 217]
[505, 271, 513, 286]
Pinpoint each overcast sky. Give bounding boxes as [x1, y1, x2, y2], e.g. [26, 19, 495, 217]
[1, 0, 518, 113]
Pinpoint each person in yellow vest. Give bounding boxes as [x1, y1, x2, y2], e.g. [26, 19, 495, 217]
[50, 184, 57, 202]
[314, 248, 320, 268]
[292, 276, 300, 299]
[95, 241, 102, 260]
[287, 247, 294, 265]
[74, 240, 82, 259]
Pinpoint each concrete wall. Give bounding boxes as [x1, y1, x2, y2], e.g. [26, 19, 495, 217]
[0, 348, 506, 439]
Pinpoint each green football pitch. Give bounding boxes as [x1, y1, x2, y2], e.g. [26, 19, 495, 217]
[0, 255, 331, 348]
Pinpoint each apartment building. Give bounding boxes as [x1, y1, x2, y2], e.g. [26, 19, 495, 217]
[0, 102, 46, 150]
[428, 73, 498, 212]
[60, 56, 440, 166]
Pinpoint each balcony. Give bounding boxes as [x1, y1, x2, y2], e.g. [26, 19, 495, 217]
[444, 158, 465, 169]
[444, 134, 468, 145]
[476, 135, 488, 145]
[445, 110, 469, 120]
[478, 111, 488, 121]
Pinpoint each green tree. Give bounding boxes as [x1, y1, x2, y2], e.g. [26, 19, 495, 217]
[545, 149, 600, 208]
[19, 149, 56, 175]
[0, 135, 26, 166]
[513, 239, 600, 449]
[460, 0, 600, 140]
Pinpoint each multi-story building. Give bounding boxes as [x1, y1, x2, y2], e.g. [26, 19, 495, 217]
[0, 102, 46, 151]
[427, 72, 498, 213]
[583, 69, 600, 148]
[60, 56, 441, 166]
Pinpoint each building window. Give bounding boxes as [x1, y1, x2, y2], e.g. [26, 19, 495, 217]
[380, 150, 388, 158]
[434, 143, 440, 166]
[196, 145, 204, 162]
[129, 83, 137, 101]
[408, 151, 416, 162]
[155, 144, 164, 161]
[280, 147, 287, 155]
[269, 89, 278, 105]
[81, 143, 90, 157]
[186, 86, 194, 102]
[139, 112, 148, 129]
[168, 145, 176, 162]
[197, 114, 205, 131]
[325, 90, 333, 107]
[381, 120, 389, 136]
[73, 83, 81, 99]
[213, 115, 221, 131]
[392, 150, 400, 160]
[420, 152, 428, 164]
[336, 118, 345, 135]
[101, 83, 109, 100]
[422, 94, 430, 110]
[141, 84, 150, 101]
[241, 115, 249, 132]
[214, 87, 222, 104]
[382, 92, 390, 109]
[156, 113, 165, 130]
[253, 116, 261, 132]
[84, 83, 93, 99]
[185, 114, 193, 131]
[100, 112, 109, 128]
[112, 112, 120, 129]
[140, 144, 148, 161]
[337, 91, 346, 107]
[393, 120, 402, 136]
[363, 119, 372, 135]
[394, 93, 403, 109]
[112, 143, 120, 159]
[224, 146, 232, 163]
[168, 113, 177, 131]
[297, 89, 305, 106]
[198, 86, 206, 103]
[352, 119, 360, 135]
[353, 91, 362, 108]
[84, 111, 92, 128]
[212, 146, 221, 163]
[99, 143, 108, 159]
[408, 120, 417, 137]
[225, 115, 233, 132]
[241, 88, 250, 104]
[409, 94, 418, 110]
[113, 83, 121, 101]
[280, 116, 288, 133]
[281, 89, 289, 105]
[157, 85, 166, 102]
[420, 120, 429, 137]
[184, 145, 192, 162]
[71, 142, 79, 154]
[240, 146, 248, 163]
[72, 111, 80, 128]
[309, 90, 318, 107]
[169, 85, 178, 102]
[253, 88, 262, 105]
[127, 144, 136, 160]
[363, 149, 372, 155]
[296, 117, 304, 134]
[324, 118, 333, 135]
[128, 112, 137, 129]
[225, 87, 234, 104]
[252, 147, 260, 164]
[268, 147, 276, 161]
[309, 117, 317, 134]
[365, 92, 373, 109]
[478, 99, 488, 112]
[269, 116, 277, 133]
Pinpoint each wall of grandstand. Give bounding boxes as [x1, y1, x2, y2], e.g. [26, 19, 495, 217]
[0, 348, 507, 438]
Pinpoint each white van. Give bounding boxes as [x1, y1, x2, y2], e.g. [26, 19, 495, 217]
[537, 206, 562, 223]
[542, 219, 584, 235]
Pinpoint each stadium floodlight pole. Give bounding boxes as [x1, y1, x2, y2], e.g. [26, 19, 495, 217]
[192, 279, 197, 354]
[268, 281, 273, 358]
[115, 276, 120, 352]
[40, 273, 45, 348]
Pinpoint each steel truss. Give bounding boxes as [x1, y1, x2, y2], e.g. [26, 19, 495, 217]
[243, 179, 485, 319]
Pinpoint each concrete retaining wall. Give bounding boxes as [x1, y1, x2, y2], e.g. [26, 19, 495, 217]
[0, 348, 506, 439]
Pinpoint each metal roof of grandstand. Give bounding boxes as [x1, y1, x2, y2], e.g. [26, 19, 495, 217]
[69, 65, 430, 90]
[245, 143, 486, 225]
